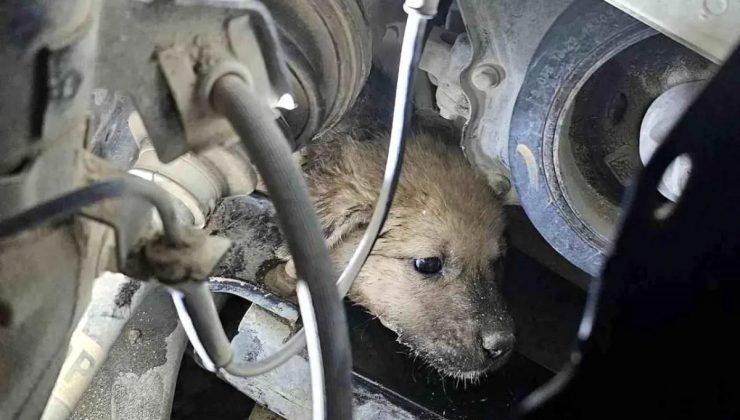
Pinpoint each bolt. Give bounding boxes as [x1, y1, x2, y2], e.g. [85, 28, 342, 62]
[489, 173, 511, 196]
[472, 64, 503, 91]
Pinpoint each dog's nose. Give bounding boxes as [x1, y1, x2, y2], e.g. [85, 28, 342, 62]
[481, 331, 515, 359]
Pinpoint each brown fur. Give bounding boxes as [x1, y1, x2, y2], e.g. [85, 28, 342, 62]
[294, 116, 514, 380]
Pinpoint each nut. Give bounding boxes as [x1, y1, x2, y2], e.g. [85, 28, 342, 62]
[489, 173, 512, 196]
[471, 64, 504, 91]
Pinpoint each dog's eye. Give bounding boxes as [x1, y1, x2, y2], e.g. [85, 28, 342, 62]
[413, 257, 443, 275]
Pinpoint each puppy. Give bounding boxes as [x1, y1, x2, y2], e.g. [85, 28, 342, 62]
[285, 72, 515, 379]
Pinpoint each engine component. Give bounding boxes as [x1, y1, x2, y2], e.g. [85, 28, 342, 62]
[132, 141, 257, 228]
[639, 81, 704, 202]
[96, 0, 371, 161]
[509, 0, 717, 275]
[518, 41, 740, 420]
[419, 27, 472, 122]
[455, 0, 575, 200]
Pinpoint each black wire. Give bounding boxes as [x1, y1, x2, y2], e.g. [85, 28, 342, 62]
[211, 74, 353, 420]
[0, 176, 183, 245]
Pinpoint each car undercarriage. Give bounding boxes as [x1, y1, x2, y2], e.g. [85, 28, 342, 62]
[1, 1, 740, 419]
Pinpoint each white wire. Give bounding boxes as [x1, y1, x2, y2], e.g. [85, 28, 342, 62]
[296, 280, 326, 420]
[336, 11, 427, 297]
[169, 288, 217, 372]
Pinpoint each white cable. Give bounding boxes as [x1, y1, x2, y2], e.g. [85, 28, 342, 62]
[169, 288, 217, 372]
[296, 280, 326, 420]
[336, 10, 428, 297]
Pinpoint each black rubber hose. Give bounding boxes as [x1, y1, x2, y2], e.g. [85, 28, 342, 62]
[0, 176, 184, 245]
[211, 74, 353, 419]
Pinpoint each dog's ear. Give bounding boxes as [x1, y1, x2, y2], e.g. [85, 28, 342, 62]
[279, 203, 371, 282]
[320, 204, 373, 251]
[276, 199, 372, 260]
[300, 141, 379, 251]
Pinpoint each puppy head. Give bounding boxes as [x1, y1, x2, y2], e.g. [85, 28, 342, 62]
[317, 132, 514, 380]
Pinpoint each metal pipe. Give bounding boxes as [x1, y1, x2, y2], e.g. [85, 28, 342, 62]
[40, 274, 157, 420]
[0, 176, 185, 246]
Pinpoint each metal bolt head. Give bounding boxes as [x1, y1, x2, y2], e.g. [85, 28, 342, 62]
[490, 173, 511, 196]
[472, 64, 503, 91]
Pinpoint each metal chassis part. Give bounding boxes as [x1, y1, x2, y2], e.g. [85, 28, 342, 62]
[41, 275, 156, 420]
[456, 0, 575, 201]
[69, 287, 188, 420]
[68, 276, 443, 420]
[604, 0, 740, 64]
[453, 0, 738, 278]
[0, 0, 98, 176]
[220, 304, 443, 420]
[518, 44, 740, 419]
[96, 1, 293, 162]
[0, 4, 109, 416]
[96, 0, 370, 160]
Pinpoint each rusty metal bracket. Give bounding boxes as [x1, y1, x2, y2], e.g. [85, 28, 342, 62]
[141, 229, 231, 285]
[97, 0, 293, 163]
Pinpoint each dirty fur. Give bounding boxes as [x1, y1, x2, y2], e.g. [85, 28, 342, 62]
[284, 72, 515, 380]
